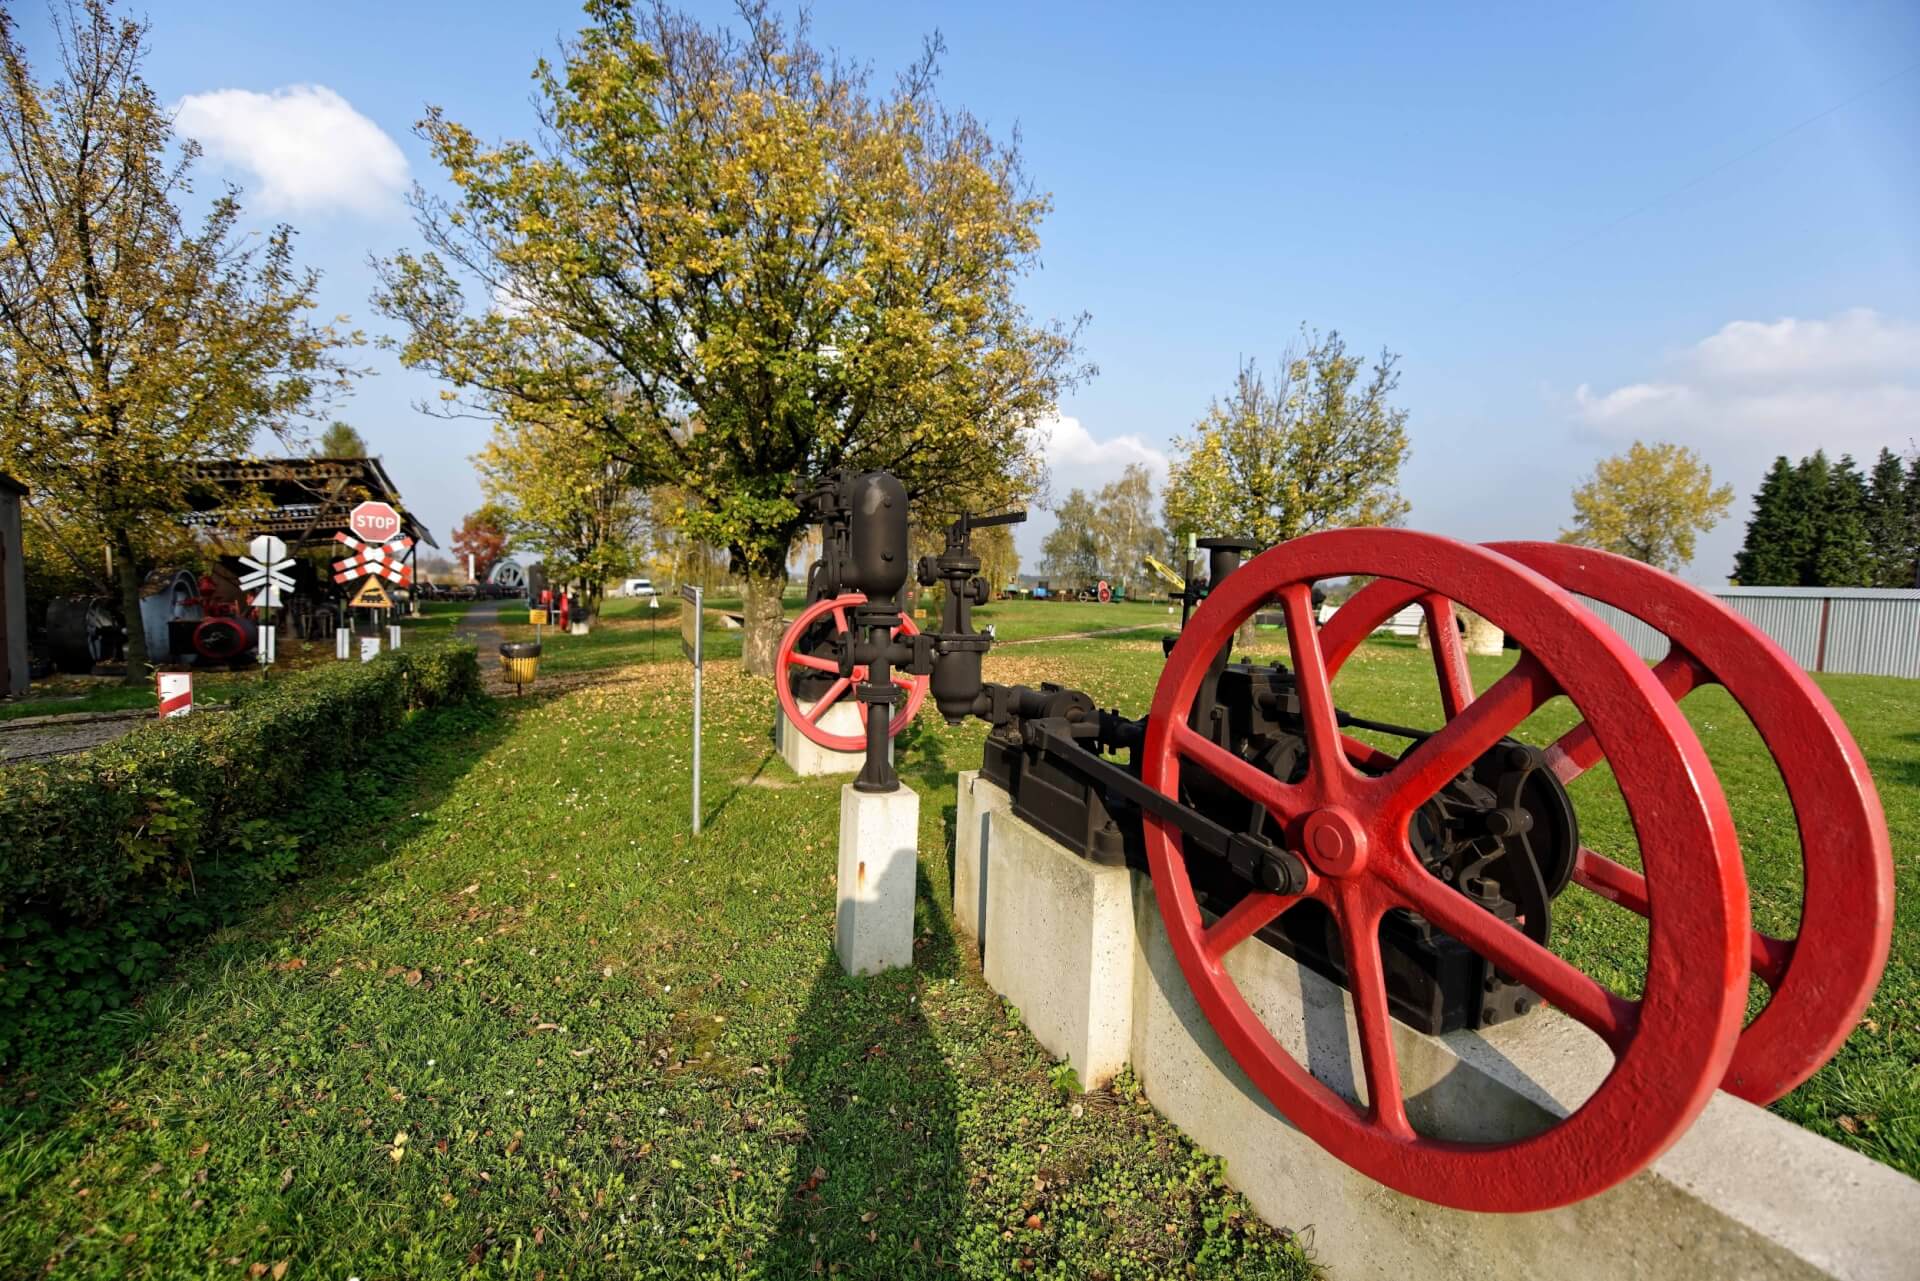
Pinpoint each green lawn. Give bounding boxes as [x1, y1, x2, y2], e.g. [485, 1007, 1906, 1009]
[2, 603, 1913, 1277]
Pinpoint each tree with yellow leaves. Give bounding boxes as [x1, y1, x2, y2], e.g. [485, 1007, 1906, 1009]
[1163, 330, 1410, 550]
[1559, 440, 1732, 572]
[373, 0, 1087, 673]
[477, 399, 652, 614]
[0, 1, 357, 680]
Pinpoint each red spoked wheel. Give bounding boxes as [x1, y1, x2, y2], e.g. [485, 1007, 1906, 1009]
[776, 593, 929, 752]
[1141, 529, 1749, 1212]
[1464, 543, 1885, 1103]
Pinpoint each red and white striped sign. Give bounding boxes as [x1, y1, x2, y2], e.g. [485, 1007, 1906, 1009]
[156, 672, 193, 718]
[331, 532, 415, 585]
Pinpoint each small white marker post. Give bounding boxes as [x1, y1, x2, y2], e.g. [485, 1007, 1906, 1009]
[680, 584, 703, 835]
[240, 534, 294, 668]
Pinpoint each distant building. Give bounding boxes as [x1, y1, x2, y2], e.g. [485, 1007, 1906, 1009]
[1, 474, 27, 697]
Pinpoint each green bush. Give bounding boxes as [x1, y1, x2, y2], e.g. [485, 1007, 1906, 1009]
[0, 642, 481, 1064]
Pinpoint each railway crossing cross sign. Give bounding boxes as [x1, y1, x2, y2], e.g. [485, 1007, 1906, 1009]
[240, 534, 296, 608]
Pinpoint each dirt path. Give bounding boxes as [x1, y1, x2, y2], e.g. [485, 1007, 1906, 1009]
[995, 623, 1170, 646]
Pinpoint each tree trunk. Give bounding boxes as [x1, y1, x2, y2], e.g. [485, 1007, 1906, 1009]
[741, 564, 786, 676]
[112, 526, 147, 686]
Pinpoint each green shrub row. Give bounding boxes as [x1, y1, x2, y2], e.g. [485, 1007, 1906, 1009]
[0, 642, 482, 1065]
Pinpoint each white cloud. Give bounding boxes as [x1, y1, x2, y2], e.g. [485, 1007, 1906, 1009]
[1572, 308, 1920, 454]
[174, 85, 408, 216]
[1033, 413, 1168, 501]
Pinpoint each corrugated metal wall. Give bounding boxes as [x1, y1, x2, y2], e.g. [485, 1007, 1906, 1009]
[1572, 587, 1920, 679]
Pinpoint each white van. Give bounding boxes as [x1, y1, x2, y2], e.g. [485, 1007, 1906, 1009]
[619, 578, 657, 598]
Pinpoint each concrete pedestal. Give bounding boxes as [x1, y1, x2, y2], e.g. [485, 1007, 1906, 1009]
[971, 786, 1920, 1281]
[836, 783, 919, 977]
[953, 770, 1013, 957]
[983, 807, 1136, 1090]
[776, 699, 894, 777]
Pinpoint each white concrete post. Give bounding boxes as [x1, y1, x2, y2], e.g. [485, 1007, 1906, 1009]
[983, 808, 1135, 1089]
[953, 770, 1013, 957]
[777, 701, 894, 777]
[835, 783, 919, 977]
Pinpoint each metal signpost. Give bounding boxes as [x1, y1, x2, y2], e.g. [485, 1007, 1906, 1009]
[239, 534, 294, 665]
[680, 584, 702, 835]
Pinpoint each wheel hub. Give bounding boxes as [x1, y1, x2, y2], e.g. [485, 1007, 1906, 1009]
[1299, 807, 1369, 877]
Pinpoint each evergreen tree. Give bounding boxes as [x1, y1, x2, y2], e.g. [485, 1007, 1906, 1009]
[1863, 448, 1913, 587]
[1791, 452, 1832, 585]
[1813, 454, 1872, 587]
[1731, 455, 1799, 585]
[1905, 454, 1920, 590]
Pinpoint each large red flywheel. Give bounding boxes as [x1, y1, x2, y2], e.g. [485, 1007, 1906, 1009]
[1140, 529, 1751, 1212]
[1317, 543, 1893, 1105]
[776, 593, 929, 752]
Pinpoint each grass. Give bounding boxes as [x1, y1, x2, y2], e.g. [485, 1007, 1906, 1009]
[2, 600, 1913, 1277]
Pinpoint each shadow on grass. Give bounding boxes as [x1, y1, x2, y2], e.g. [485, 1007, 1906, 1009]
[0, 697, 513, 1144]
[765, 846, 965, 1274]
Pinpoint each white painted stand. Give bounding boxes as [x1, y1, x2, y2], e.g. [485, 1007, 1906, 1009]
[953, 770, 1013, 957]
[335, 627, 350, 660]
[970, 790, 1920, 1281]
[984, 804, 1135, 1089]
[836, 783, 919, 977]
[570, 621, 590, 636]
[776, 700, 894, 777]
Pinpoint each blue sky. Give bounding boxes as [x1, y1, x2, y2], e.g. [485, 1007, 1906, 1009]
[18, 1, 1919, 579]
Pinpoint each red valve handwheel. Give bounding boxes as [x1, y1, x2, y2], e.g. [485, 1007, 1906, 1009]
[1319, 543, 1891, 1106]
[1141, 529, 1749, 1212]
[776, 593, 929, 753]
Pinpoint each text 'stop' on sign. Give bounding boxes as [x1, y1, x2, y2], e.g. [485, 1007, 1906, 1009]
[349, 501, 402, 543]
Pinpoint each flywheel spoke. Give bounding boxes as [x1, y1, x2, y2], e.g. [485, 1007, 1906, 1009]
[1331, 888, 1413, 1138]
[1545, 648, 1711, 785]
[788, 651, 838, 673]
[1173, 720, 1309, 822]
[1575, 847, 1793, 990]
[1391, 859, 1638, 1053]
[1202, 889, 1312, 962]
[1421, 594, 1475, 720]
[1372, 652, 1558, 824]
[804, 676, 852, 722]
[1280, 583, 1349, 786]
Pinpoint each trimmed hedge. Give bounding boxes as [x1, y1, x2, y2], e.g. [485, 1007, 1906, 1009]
[0, 642, 482, 1064]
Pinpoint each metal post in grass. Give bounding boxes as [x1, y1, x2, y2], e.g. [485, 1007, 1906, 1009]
[680, 583, 703, 835]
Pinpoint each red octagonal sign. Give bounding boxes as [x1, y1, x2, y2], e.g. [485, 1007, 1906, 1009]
[349, 501, 402, 543]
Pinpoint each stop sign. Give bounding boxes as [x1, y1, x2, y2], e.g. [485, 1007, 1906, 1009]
[349, 501, 402, 543]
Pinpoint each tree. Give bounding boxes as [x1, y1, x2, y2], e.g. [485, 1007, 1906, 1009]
[1558, 441, 1732, 573]
[476, 403, 651, 612]
[1814, 453, 1872, 586]
[314, 420, 369, 458]
[1864, 447, 1913, 588]
[1907, 454, 1920, 589]
[1163, 330, 1410, 549]
[1091, 463, 1156, 597]
[1791, 451, 1833, 585]
[372, 1, 1085, 673]
[1731, 456, 1805, 585]
[1039, 488, 1099, 584]
[974, 520, 1019, 597]
[451, 507, 510, 581]
[0, 1, 355, 680]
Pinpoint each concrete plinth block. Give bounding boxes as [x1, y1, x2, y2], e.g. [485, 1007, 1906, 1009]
[835, 783, 919, 977]
[953, 770, 1012, 957]
[776, 699, 894, 777]
[1463, 609, 1504, 655]
[982, 808, 1135, 1090]
[1124, 872, 1920, 1281]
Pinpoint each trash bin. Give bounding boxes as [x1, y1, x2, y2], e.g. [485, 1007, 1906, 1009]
[499, 640, 542, 691]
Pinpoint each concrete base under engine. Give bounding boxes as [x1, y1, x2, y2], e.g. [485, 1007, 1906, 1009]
[775, 698, 894, 777]
[960, 770, 1920, 1281]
